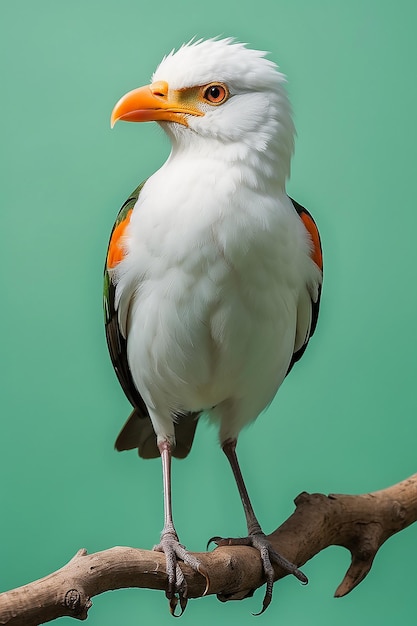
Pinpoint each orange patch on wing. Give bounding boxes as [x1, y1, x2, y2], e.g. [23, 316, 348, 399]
[300, 212, 323, 270]
[107, 209, 133, 269]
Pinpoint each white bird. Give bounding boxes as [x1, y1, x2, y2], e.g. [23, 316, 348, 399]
[104, 37, 323, 614]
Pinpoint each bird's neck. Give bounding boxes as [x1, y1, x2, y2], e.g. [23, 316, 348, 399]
[167, 135, 291, 192]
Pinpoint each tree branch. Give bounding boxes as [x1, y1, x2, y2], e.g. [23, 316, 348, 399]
[1, 474, 416, 625]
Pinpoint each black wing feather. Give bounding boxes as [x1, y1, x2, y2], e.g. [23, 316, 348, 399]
[287, 197, 323, 373]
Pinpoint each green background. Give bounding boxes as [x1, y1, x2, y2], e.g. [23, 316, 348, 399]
[2, 1, 417, 624]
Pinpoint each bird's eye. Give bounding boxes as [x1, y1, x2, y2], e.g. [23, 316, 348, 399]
[202, 83, 229, 105]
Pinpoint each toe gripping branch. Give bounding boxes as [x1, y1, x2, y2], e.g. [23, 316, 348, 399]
[207, 533, 308, 615]
[154, 533, 210, 616]
[2, 475, 416, 623]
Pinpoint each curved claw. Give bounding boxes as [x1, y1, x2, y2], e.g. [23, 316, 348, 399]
[168, 592, 188, 618]
[197, 563, 210, 596]
[207, 535, 252, 549]
[166, 562, 187, 616]
[252, 589, 272, 616]
[206, 535, 222, 550]
[170, 591, 187, 618]
[168, 593, 178, 616]
[179, 593, 188, 615]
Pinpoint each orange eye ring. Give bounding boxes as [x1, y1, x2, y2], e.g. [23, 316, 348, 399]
[202, 83, 229, 105]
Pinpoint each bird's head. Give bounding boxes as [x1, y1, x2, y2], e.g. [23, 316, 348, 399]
[111, 38, 295, 179]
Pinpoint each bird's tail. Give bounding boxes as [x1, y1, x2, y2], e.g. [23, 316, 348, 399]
[115, 410, 200, 459]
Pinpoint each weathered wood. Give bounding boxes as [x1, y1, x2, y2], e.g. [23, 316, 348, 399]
[1, 474, 416, 625]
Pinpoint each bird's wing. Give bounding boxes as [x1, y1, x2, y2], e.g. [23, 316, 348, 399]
[287, 197, 323, 373]
[104, 183, 199, 459]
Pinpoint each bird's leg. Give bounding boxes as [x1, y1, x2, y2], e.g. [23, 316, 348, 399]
[210, 438, 307, 614]
[153, 439, 209, 615]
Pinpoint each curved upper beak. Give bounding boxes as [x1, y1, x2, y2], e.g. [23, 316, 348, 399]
[111, 80, 204, 128]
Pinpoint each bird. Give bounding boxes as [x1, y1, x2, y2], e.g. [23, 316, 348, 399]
[104, 37, 323, 615]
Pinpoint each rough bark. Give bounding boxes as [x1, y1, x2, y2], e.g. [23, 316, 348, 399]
[1, 474, 416, 625]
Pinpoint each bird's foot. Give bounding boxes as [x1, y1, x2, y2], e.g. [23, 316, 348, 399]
[208, 531, 307, 614]
[154, 531, 209, 616]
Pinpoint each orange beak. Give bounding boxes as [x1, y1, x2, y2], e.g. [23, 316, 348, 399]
[110, 80, 204, 128]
